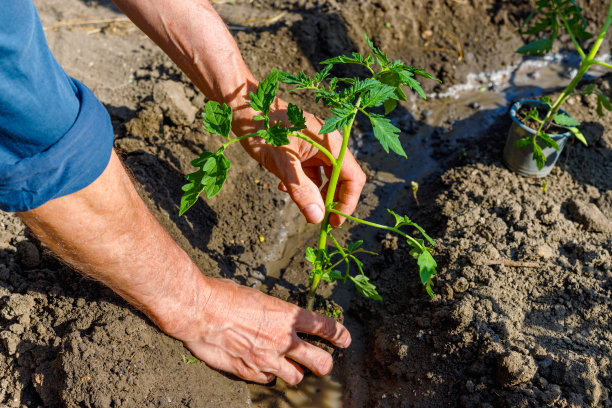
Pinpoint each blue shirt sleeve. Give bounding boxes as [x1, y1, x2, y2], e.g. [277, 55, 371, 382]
[0, 0, 114, 212]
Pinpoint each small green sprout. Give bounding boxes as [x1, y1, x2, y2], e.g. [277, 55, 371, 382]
[180, 34, 439, 309]
[181, 354, 198, 364]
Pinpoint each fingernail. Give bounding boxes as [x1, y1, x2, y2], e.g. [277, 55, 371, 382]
[343, 334, 352, 348]
[303, 204, 324, 223]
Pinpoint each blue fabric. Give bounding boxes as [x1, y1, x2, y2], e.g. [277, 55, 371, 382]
[0, 0, 114, 212]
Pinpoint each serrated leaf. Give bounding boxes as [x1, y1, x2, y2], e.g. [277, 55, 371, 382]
[369, 114, 406, 158]
[305, 247, 317, 264]
[180, 152, 230, 215]
[321, 269, 343, 283]
[569, 127, 587, 146]
[315, 64, 333, 84]
[417, 250, 437, 286]
[553, 113, 580, 127]
[596, 93, 612, 117]
[539, 132, 561, 150]
[398, 70, 426, 99]
[249, 71, 279, 115]
[361, 83, 398, 108]
[516, 38, 553, 55]
[320, 106, 356, 135]
[513, 137, 533, 148]
[347, 240, 363, 252]
[351, 274, 382, 301]
[261, 122, 290, 147]
[364, 33, 389, 67]
[287, 103, 306, 130]
[202, 101, 233, 140]
[425, 279, 435, 299]
[384, 99, 398, 115]
[532, 144, 547, 170]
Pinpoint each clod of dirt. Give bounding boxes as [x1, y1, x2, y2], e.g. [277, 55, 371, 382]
[566, 198, 612, 233]
[495, 351, 537, 387]
[124, 103, 164, 140]
[449, 297, 474, 329]
[16, 240, 40, 269]
[153, 80, 198, 126]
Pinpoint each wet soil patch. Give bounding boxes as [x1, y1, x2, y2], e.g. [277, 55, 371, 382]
[1, 0, 611, 406]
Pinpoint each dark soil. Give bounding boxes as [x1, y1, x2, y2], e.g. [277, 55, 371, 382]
[1, 0, 611, 407]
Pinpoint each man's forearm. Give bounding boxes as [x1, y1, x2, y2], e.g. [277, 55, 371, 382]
[17, 150, 211, 334]
[112, 0, 256, 111]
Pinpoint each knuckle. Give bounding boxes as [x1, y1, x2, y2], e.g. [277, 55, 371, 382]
[319, 316, 337, 338]
[355, 168, 367, 186]
[316, 353, 334, 376]
[287, 370, 304, 386]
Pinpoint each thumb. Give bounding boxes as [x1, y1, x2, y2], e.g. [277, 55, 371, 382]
[281, 166, 325, 224]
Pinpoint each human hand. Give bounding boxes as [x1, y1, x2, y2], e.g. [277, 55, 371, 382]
[232, 98, 366, 227]
[165, 278, 351, 385]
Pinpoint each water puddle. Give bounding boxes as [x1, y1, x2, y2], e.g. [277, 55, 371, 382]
[249, 375, 343, 408]
[249, 52, 611, 407]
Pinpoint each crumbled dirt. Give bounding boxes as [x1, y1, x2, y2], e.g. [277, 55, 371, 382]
[1, 0, 611, 406]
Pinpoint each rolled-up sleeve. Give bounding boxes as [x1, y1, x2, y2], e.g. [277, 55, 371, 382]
[0, 0, 113, 212]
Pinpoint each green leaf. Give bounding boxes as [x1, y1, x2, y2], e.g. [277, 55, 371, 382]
[351, 274, 382, 301]
[287, 103, 307, 130]
[249, 71, 279, 115]
[513, 137, 533, 148]
[202, 101, 233, 140]
[417, 250, 437, 286]
[553, 113, 580, 127]
[425, 279, 435, 299]
[532, 144, 547, 170]
[320, 105, 356, 135]
[569, 127, 587, 146]
[397, 70, 426, 99]
[369, 114, 406, 158]
[260, 122, 290, 147]
[321, 269, 343, 283]
[361, 83, 398, 108]
[596, 93, 612, 117]
[539, 132, 561, 150]
[315, 64, 333, 84]
[364, 33, 389, 67]
[305, 247, 317, 264]
[180, 152, 230, 215]
[516, 38, 553, 55]
[384, 99, 398, 115]
[347, 240, 363, 252]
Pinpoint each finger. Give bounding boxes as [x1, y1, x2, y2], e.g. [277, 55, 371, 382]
[188, 343, 274, 384]
[303, 166, 323, 188]
[278, 182, 288, 192]
[295, 310, 351, 349]
[286, 339, 334, 377]
[273, 357, 305, 386]
[328, 151, 366, 228]
[280, 160, 325, 224]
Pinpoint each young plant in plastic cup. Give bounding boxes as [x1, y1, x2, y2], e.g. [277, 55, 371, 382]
[504, 0, 612, 177]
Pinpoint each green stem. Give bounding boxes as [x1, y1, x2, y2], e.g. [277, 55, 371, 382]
[592, 60, 612, 70]
[224, 130, 336, 165]
[558, 12, 585, 60]
[293, 133, 336, 165]
[537, 3, 612, 134]
[307, 100, 360, 311]
[224, 132, 260, 147]
[328, 208, 425, 251]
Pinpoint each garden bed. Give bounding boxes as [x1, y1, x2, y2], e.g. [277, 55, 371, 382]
[0, 0, 610, 406]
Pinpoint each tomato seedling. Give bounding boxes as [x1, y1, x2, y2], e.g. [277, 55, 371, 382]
[180, 34, 439, 310]
[514, 0, 612, 169]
